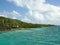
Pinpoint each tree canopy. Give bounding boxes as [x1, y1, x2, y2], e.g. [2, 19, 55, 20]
[0, 16, 54, 30]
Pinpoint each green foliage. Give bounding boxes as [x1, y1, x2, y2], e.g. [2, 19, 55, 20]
[0, 16, 54, 30]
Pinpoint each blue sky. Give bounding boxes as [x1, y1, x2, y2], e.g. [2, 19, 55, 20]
[46, 0, 60, 6]
[0, 0, 28, 15]
[0, 0, 60, 25]
[0, 0, 60, 12]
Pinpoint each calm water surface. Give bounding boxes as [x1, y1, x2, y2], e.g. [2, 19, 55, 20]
[0, 26, 60, 45]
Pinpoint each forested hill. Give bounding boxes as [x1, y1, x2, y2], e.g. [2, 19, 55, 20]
[0, 16, 54, 30]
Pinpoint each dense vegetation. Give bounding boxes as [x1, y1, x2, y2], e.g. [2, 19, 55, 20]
[0, 16, 54, 30]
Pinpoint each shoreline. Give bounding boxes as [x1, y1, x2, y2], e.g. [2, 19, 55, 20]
[0, 28, 32, 33]
[0, 28, 32, 31]
[0, 26, 55, 32]
[11, 28, 32, 30]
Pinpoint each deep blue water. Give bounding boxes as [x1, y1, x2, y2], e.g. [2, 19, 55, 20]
[0, 26, 60, 45]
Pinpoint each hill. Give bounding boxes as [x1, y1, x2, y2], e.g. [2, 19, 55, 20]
[0, 16, 54, 30]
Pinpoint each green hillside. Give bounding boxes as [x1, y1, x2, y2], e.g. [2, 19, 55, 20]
[0, 16, 54, 30]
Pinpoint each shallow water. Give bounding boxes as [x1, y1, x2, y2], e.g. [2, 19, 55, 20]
[0, 26, 60, 45]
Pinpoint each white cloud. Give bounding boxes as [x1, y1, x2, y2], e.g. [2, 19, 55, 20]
[12, 17, 17, 19]
[0, 10, 21, 19]
[21, 17, 33, 23]
[0, 15, 6, 17]
[10, 10, 21, 19]
[11, 10, 20, 16]
[7, 0, 60, 25]
[0, 11, 8, 17]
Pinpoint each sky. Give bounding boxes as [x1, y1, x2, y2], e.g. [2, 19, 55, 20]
[0, 0, 60, 25]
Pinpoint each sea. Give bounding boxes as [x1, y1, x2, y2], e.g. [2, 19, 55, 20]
[0, 26, 60, 45]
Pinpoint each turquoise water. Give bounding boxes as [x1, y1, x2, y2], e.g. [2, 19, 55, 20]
[0, 26, 60, 45]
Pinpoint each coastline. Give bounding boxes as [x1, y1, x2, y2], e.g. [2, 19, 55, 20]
[0, 28, 32, 34]
[0, 26, 54, 31]
[0, 28, 32, 31]
[11, 28, 32, 30]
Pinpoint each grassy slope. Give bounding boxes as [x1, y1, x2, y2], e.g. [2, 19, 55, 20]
[0, 16, 54, 30]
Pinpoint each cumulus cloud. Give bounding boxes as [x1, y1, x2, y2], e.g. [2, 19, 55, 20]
[21, 17, 33, 23]
[0, 11, 8, 17]
[0, 10, 21, 19]
[7, 0, 60, 25]
[0, 14, 6, 17]
[10, 10, 21, 19]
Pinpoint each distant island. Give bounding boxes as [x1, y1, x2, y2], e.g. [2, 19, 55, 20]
[0, 16, 54, 31]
